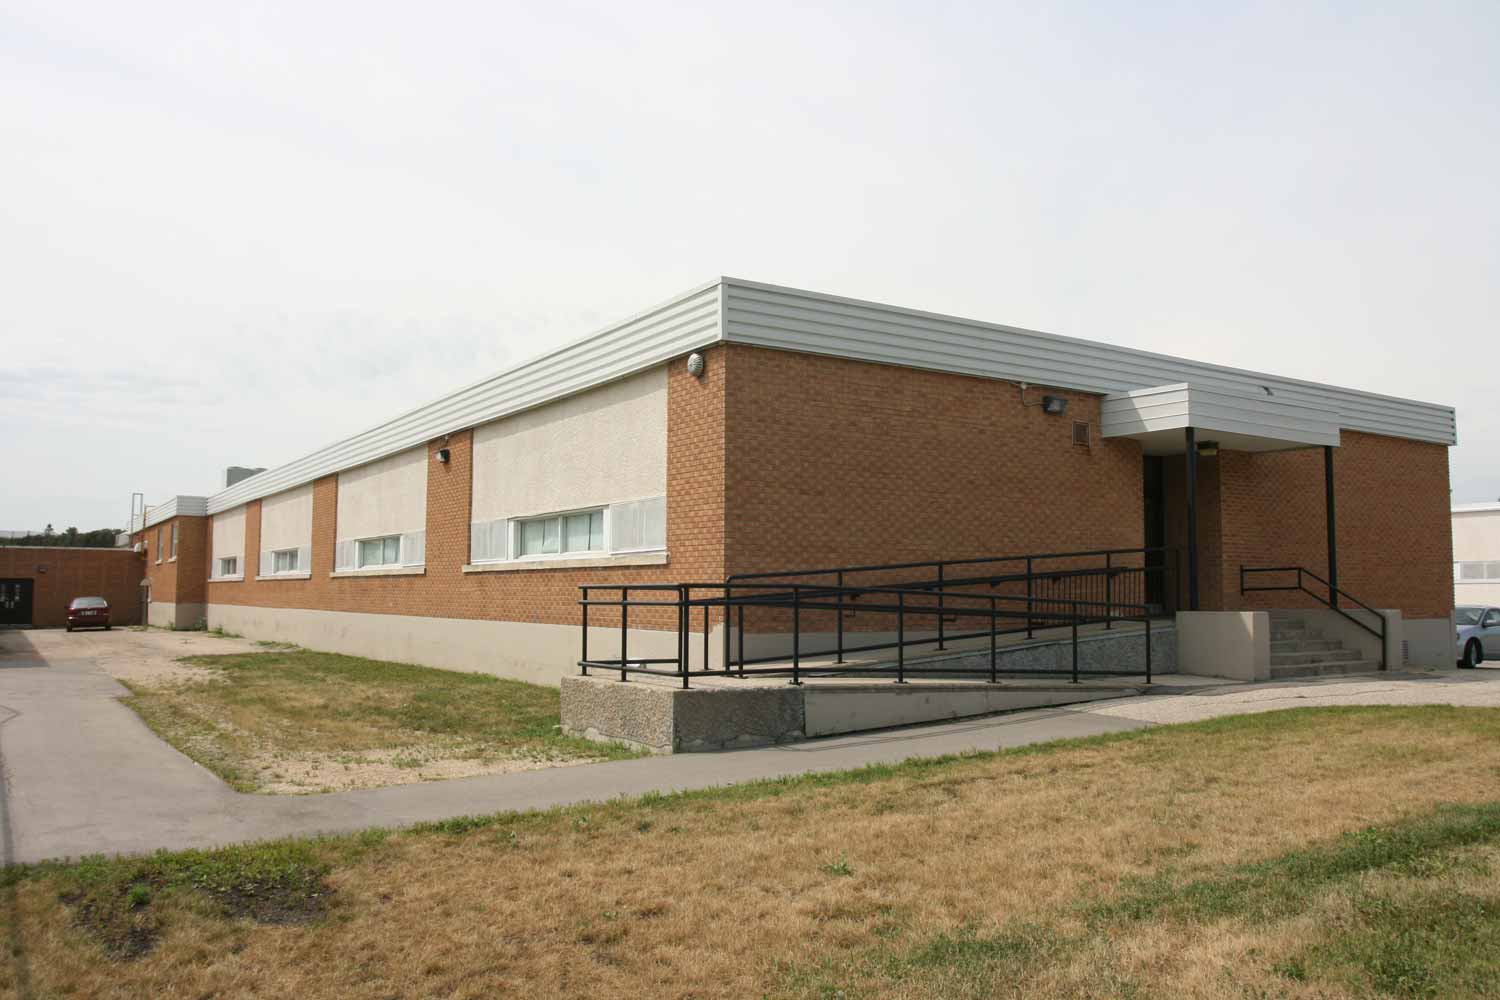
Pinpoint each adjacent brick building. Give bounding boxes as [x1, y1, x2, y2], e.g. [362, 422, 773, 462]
[129, 278, 1458, 678]
[0, 547, 144, 628]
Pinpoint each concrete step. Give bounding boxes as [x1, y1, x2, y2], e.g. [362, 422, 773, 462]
[1271, 628, 1321, 642]
[1271, 647, 1362, 667]
[1270, 659, 1381, 679]
[1270, 638, 1342, 654]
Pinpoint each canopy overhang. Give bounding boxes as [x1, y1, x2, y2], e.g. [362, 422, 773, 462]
[1100, 383, 1341, 454]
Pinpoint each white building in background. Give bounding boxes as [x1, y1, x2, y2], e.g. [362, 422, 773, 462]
[1453, 503, 1500, 606]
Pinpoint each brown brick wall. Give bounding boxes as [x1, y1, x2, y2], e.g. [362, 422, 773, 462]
[135, 516, 209, 607]
[1218, 431, 1453, 620]
[204, 349, 727, 630]
[0, 547, 145, 627]
[722, 344, 1146, 575]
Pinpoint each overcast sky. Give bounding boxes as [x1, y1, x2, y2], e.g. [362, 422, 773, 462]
[3, 1, 1496, 531]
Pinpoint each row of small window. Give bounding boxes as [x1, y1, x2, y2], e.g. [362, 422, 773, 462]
[215, 539, 398, 580]
[471, 498, 665, 563]
[155, 523, 179, 562]
[1456, 561, 1500, 582]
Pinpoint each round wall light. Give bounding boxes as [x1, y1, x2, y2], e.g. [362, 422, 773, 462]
[687, 352, 706, 378]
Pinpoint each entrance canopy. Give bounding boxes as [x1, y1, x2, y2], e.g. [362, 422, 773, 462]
[1100, 383, 1340, 454]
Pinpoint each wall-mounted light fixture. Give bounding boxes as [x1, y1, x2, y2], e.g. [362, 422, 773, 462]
[1196, 440, 1220, 457]
[687, 352, 706, 378]
[436, 448, 451, 464]
[1041, 395, 1068, 415]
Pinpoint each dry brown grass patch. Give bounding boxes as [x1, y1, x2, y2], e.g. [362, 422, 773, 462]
[4, 706, 1499, 998]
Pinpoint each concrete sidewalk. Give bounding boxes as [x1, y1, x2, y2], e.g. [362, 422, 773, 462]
[3, 629, 1498, 864]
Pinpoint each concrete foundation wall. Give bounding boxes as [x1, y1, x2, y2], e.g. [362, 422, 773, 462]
[207, 603, 677, 686]
[147, 601, 206, 630]
[1176, 611, 1270, 681]
[1297, 608, 1401, 669]
[1405, 616, 1455, 667]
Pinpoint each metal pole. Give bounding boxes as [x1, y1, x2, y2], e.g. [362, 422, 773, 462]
[936, 563, 945, 650]
[722, 584, 731, 675]
[580, 587, 589, 676]
[835, 571, 845, 664]
[1185, 426, 1200, 612]
[1105, 552, 1113, 630]
[737, 603, 745, 676]
[896, 591, 907, 683]
[1324, 444, 1338, 607]
[702, 598, 709, 675]
[791, 585, 802, 686]
[620, 587, 629, 682]
[989, 596, 998, 684]
[1026, 557, 1034, 639]
[1071, 617, 1079, 684]
[1144, 618, 1152, 683]
[680, 587, 690, 689]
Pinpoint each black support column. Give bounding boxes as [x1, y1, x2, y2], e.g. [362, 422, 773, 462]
[1324, 444, 1338, 605]
[1185, 426, 1200, 611]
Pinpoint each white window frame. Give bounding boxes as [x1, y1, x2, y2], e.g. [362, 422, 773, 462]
[272, 548, 300, 574]
[156, 531, 163, 564]
[1456, 561, 1500, 582]
[356, 534, 403, 569]
[513, 506, 606, 561]
[170, 522, 179, 560]
[217, 556, 239, 578]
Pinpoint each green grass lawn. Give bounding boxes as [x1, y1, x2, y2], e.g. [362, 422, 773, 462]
[5, 706, 1500, 998]
[122, 649, 638, 793]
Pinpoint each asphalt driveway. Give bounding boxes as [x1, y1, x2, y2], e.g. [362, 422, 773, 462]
[3, 628, 1499, 865]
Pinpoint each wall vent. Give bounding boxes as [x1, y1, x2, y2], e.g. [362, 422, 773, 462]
[1072, 421, 1091, 447]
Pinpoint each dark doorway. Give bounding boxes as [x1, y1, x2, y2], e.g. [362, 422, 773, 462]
[0, 579, 34, 626]
[1142, 457, 1166, 609]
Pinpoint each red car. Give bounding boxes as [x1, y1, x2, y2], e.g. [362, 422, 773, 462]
[66, 596, 111, 632]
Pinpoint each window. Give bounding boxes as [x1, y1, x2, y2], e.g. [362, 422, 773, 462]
[273, 548, 300, 574]
[1486, 610, 1500, 629]
[518, 509, 603, 558]
[1456, 561, 1500, 582]
[156, 531, 163, 563]
[171, 522, 179, 559]
[357, 536, 402, 568]
[217, 556, 238, 578]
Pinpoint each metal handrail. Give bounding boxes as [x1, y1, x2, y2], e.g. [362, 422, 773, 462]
[1239, 565, 1387, 669]
[578, 579, 1156, 689]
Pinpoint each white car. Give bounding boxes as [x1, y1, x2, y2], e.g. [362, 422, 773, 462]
[1455, 605, 1499, 669]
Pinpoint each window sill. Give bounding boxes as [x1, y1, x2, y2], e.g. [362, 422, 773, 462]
[209, 575, 244, 583]
[255, 572, 312, 581]
[330, 566, 426, 579]
[463, 552, 668, 574]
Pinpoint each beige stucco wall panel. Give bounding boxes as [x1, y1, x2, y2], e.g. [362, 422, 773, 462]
[260, 484, 314, 552]
[210, 507, 246, 567]
[336, 446, 428, 541]
[1176, 611, 1270, 681]
[471, 366, 667, 522]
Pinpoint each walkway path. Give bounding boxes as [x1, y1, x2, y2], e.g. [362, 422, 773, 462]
[2, 629, 1496, 864]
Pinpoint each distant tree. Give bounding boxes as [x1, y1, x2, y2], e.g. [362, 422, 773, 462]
[0, 527, 125, 548]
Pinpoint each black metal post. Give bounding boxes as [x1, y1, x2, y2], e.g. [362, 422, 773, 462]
[1324, 444, 1338, 607]
[1071, 617, 1079, 683]
[620, 587, 629, 682]
[835, 571, 845, 664]
[1105, 552, 1113, 630]
[737, 603, 745, 676]
[791, 585, 801, 686]
[681, 586, 690, 689]
[989, 596, 998, 684]
[1185, 426, 1200, 612]
[1026, 557, 1034, 639]
[936, 563, 946, 650]
[1144, 619, 1152, 683]
[723, 584, 732, 675]
[580, 587, 589, 675]
[702, 599, 709, 674]
[896, 591, 907, 683]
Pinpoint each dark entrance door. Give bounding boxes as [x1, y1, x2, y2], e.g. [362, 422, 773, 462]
[1142, 457, 1167, 609]
[0, 579, 34, 626]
